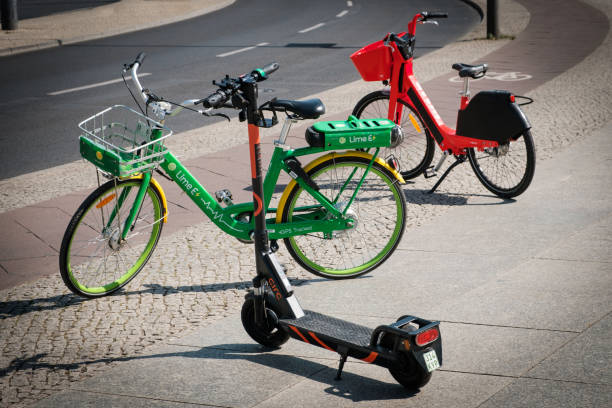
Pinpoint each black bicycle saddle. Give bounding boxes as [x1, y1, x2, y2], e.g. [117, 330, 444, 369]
[269, 98, 325, 119]
[452, 63, 488, 79]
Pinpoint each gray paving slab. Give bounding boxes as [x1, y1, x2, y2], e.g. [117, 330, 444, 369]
[526, 313, 612, 385]
[49, 343, 338, 408]
[478, 378, 612, 408]
[32, 392, 209, 408]
[10, 206, 71, 253]
[0, 215, 56, 260]
[538, 214, 612, 264]
[425, 258, 611, 332]
[260, 369, 510, 408]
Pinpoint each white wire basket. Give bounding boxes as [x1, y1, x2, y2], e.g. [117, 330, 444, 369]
[78, 105, 172, 177]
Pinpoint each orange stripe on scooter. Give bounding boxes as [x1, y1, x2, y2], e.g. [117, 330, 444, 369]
[248, 124, 260, 178]
[308, 332, 335, 352]
[289, 325, 309, 343]
[360, 352, 378, 363]
[253, 192, 263, 216]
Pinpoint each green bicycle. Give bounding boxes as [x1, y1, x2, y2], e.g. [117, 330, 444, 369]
[59, 54, 408, 298]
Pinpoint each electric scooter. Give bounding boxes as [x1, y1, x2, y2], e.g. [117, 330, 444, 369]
[198, 62, 443, 390]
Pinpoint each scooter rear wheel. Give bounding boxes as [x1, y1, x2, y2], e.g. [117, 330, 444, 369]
[388, 354, 432, 390]
[380, 323, 432, 390]
[241, 292, 290, 348]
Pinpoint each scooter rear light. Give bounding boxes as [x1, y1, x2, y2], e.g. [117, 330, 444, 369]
[415, 327, 439, 346]
[510, 94, 516, 103]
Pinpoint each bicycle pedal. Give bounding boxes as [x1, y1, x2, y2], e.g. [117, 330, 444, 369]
[424, 166, 437, 179]
[215, 189, 234, 206]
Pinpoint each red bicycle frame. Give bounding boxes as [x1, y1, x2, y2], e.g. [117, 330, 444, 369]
[386, 15, 499, 156]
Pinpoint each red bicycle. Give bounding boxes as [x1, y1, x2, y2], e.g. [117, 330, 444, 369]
[351, 11, 535, 198]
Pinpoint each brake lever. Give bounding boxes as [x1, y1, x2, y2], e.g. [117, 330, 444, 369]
[202, 110, 231, 121]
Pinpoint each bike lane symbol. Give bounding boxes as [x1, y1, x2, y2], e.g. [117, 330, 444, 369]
[449, 71, 532, 82]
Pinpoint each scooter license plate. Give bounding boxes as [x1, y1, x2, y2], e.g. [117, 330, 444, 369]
[423, 350, 440, 372]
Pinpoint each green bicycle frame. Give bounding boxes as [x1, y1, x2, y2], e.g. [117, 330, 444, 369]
[111, 126, 383, 242]
[145, 144, 381, 241]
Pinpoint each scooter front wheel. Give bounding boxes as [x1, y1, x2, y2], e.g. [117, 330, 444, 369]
[241, 292, 290, 348]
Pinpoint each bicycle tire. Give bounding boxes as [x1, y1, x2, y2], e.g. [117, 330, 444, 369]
[352, 90, 435, 179]
[280, 154, 406, 279]
[467, 130, 536, 198]
[59, 177, 164, 298]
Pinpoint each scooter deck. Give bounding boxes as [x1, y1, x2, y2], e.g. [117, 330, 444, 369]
[280, 310, 372, 348]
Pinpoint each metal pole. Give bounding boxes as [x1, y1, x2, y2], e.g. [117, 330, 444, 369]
[1, 0, 19, 31]
[487, 0, 499, 39]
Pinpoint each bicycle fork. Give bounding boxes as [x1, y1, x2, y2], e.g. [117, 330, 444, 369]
[100, 172, 153, 242]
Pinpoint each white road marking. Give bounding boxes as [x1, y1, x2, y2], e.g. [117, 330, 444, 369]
[47, 73, 152, 96]
[299, 23, 325, 33]
[216, 42, 269, 58]
[337, 10, 348, 18]
[347, 1, 353, 7]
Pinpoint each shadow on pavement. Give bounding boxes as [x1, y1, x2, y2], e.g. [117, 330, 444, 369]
[404, 188, 515, 206]
[3, 344, 420, 403]
[0, 293, 84, 319]
[0, 276, 339, 318]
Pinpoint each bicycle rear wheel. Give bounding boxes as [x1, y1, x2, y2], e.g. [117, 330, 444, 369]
[352, 90, 435, 179]
[467, 130, 535, 198]
[59, 177, 164, 298]
[280, 154, 406, 279]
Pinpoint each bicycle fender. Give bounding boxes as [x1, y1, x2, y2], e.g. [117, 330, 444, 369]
[275, 151, 405, 224]
[456, 90, 531, 143]
[129, 175, 169, 223]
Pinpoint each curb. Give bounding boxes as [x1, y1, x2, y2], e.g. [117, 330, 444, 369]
[459, 0, 485, 20]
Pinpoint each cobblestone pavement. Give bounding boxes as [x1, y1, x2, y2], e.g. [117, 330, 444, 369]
[2, 0, 612, 406]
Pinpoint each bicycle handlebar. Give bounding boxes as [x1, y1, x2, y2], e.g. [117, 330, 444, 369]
[124, 53, 279, 117]
[420, 11, 448, 20]
[199, 90, 229, 109]
[406, 11, 447, 36]
[198, 62, 279, 108]
[134, 52, 146, 66]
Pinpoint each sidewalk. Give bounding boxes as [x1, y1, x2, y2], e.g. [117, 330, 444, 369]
[1, 0, 611, 406]
[0, 0, 234, 56]
[33, 118, 612, 407]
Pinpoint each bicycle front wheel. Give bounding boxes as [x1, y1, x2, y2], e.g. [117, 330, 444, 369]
[59, 177, 164, 298]
[280, 154, 406, 279]
[352, 90, 435, 179]
[467, 130, 536, 198]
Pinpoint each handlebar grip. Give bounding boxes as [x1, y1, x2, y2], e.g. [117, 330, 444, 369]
[261, 62, 279, 76]
[135, 52, 146, 66]
[200, 91, 228, 108]
[422, 11, 448, 19]
[252, 62, 279, 81]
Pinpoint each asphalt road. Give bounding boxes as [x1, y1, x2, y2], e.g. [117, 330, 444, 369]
[0, 0, 479, 180]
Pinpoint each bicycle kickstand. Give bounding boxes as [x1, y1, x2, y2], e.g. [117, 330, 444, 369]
[428, 155, 466, 194]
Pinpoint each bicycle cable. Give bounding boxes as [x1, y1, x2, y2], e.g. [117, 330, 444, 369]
[121, 69, 147, 117]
